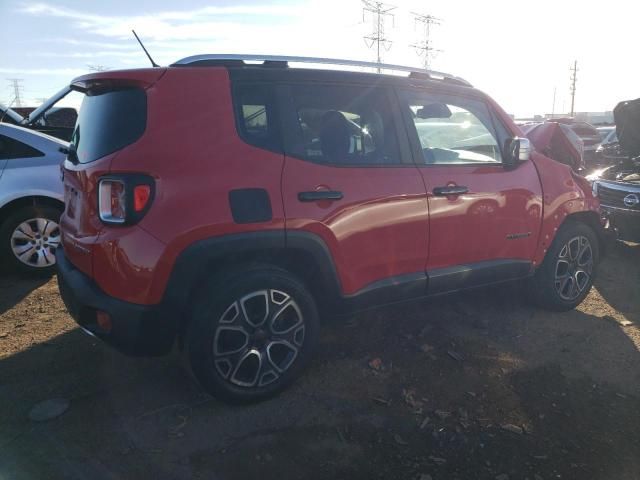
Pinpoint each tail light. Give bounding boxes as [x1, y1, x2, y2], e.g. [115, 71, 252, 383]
[98, 174, 155, 225]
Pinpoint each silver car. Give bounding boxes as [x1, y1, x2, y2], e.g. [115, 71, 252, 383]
[0, 124, 66, 274]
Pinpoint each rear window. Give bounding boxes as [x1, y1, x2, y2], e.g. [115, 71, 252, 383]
[72, 88, 146, 164]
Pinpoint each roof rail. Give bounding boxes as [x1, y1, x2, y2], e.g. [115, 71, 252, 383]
[171, 54, 472, 87]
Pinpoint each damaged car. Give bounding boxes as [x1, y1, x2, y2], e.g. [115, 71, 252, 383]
[590, 98, 640, 242]
[521, 121, 585, 172]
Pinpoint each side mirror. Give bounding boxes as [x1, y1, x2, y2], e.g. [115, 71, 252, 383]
[504, 137, 531, 167]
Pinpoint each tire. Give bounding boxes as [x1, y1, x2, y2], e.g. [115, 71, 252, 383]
[186, 266, 320, 404]
[532, 221, 599, 311]
[0, 204, 62, 275]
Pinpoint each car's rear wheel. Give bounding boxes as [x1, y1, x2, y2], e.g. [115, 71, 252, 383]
[187, 266, 320, 404]
[532, 222, 599, 311]
[0, 205, 62, 275]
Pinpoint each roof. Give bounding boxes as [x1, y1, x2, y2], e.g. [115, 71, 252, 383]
[171, 54, 472, 87]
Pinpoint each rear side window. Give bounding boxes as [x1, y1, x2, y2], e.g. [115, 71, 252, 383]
[285, 84, 401, 165]
[234, 84, 280, 152]
[72, 88, 146, 164]
[0, 134, 44, 160]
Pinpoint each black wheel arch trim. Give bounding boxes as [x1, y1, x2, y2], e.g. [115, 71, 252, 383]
[163, 230, 539, 326]
[162, 230, 343, 326]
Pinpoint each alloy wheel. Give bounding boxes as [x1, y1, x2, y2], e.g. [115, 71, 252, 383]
[554, 235, 593, 301]
[213, 289, 306, 388]
[10, 218, 60, 268]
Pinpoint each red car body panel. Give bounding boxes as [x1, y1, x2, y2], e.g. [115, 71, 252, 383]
[528, 152, 600, 267]
[59, 67, 600, 309]
[282, 157, 429, 295]
[417, 162, 543, 269]
[63, 68, 287, 304]
[60, 154, 113, 278]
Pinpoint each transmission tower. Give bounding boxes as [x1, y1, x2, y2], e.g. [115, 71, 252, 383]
[87, 64, 109, 72]
[410, 12, 442, 69]
[362, 0, 396, 72]
[569, 60, 578, 116]
[7, 78, 24, 108]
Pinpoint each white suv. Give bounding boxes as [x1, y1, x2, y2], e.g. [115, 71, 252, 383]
[0, 124, 66, 274]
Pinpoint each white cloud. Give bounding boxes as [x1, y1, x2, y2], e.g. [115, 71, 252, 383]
[20, 3, 308, 40]
[0, 67, 89, 76]
[28, 50, 143, 59]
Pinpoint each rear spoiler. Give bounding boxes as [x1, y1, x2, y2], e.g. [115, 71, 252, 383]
[71, 68, 167, 93]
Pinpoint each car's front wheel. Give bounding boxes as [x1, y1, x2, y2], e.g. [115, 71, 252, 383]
[532, 221, 599, 311]
[0, 204, 62, 275]
[187, 266, 320, 404]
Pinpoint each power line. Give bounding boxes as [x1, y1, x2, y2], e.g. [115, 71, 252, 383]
[410, 12, 442, 69]
[569, 60, 578, 117]
[362, 0, 396, 72]
[7, 78, 24, 108]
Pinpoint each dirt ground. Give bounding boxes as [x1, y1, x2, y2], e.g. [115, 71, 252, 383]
[1, 242, 639, 480]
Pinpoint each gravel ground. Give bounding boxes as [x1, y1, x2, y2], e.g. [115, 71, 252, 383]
[0, 241, 639, 480]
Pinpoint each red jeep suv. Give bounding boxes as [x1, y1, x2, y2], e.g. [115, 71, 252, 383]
[56, 55, 604, 403]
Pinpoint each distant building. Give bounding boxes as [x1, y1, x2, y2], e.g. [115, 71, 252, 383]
[545, 111, 614, 125]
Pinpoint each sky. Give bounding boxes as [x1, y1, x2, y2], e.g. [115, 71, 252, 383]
[0, 0, 638, 117]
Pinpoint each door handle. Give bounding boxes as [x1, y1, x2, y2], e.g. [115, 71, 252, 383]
[433, 185, 469, 196]
[298, 191, 343, 202]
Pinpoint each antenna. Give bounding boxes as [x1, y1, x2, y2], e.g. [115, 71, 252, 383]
[132, 30, 159, 68]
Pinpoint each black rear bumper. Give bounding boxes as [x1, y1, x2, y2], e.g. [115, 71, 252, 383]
[55, 248, 176, 356]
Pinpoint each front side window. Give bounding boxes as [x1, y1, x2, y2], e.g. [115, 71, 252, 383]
[286, 84, 400, 166]
[401, 92, 502, 165]
[0, 134, 44, 160]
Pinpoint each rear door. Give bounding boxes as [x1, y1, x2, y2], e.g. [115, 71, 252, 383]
[397, 89, 543, 294]
[279, 82, 430, 302]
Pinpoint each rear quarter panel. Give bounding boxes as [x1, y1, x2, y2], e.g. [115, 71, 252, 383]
[98, 67, 286, 304]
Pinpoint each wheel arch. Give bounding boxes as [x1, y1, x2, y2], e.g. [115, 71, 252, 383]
[0, 195, 65, 222]
[561, 210, 606, 257]
[162, 231, 343, 336]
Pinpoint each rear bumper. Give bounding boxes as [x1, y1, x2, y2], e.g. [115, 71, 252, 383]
[56, 248, 176, 356]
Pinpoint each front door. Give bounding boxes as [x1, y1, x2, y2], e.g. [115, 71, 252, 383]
[280, 83, 430, 301]
[397, 89, 543, 294]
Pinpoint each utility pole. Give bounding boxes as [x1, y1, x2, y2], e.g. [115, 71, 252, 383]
[551, 87, 556, 118]
[569, 60, 578, 117]
[7, 78, 24, 108]
[410, 12, 442, 69]
[362, 0, 396, 72]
